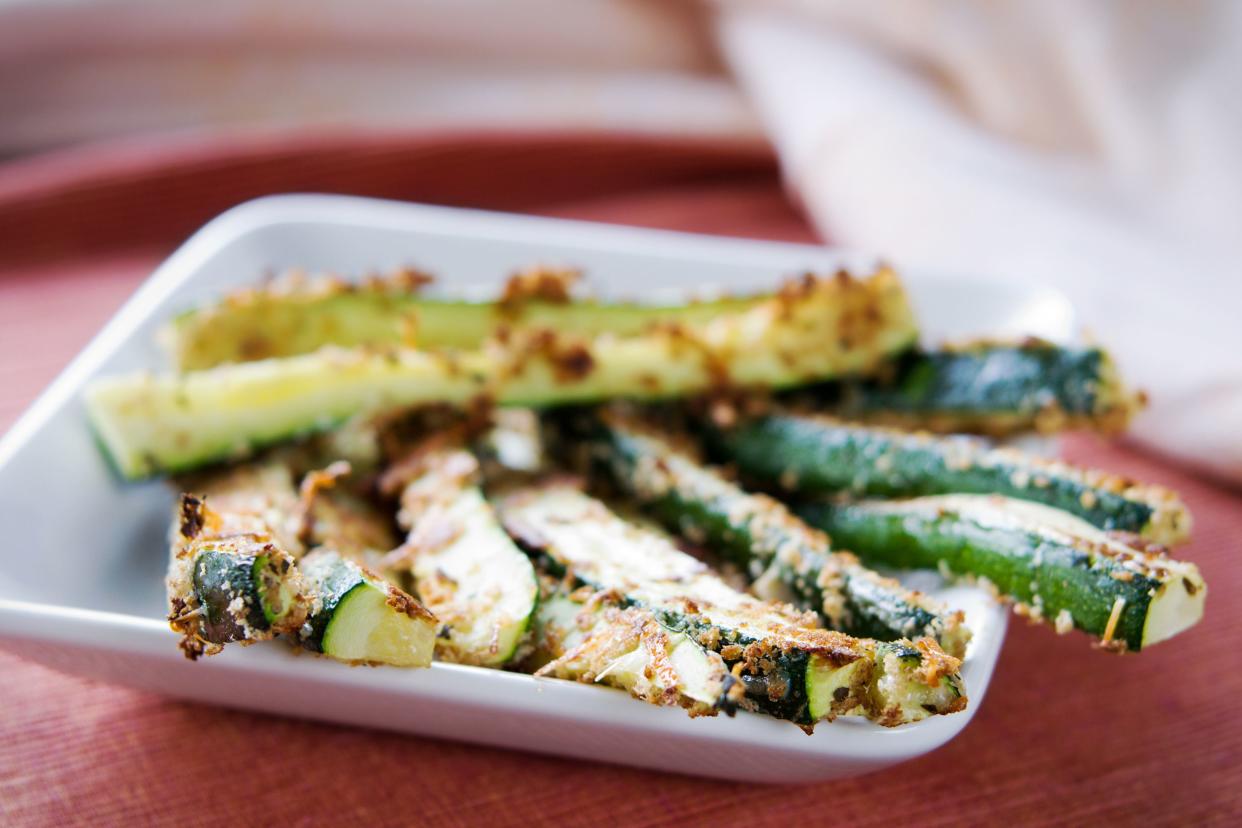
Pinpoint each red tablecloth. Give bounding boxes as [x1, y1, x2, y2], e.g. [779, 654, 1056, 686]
[1, 133, 1238, 826]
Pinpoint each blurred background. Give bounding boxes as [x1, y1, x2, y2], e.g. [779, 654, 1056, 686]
[1, 0, 1240, 482]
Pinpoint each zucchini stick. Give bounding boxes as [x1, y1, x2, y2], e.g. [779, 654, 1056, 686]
[162, 267, 764, 370]
[166, 494, 310, 659]
[818, 339, 1143, 436]
[495, 482, 966, 729]
[379, 439, 539, 667]
[87, 268, 917, 479]
[797, 495, 1206, 652]
[709, 413, 1190, 545]
[297, 549, 437, 667]
[293, 472, 441, 669]
[530, 584, 736, 717]
[580, 408, 970, 657]
[171, 456, 437, 667]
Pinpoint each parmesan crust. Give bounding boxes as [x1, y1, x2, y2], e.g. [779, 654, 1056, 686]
[497, 482, 967, 729]
[533, 589, 731, 717]
[383, 435, 539, 667]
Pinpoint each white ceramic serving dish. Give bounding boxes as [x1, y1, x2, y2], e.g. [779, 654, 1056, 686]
[0, 195, 1075, 783]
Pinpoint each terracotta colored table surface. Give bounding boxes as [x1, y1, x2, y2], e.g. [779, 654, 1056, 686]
[0, 133, 1238, 827]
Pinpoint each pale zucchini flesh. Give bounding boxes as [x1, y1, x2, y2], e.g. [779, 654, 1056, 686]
[298, 550, 437, 667]
[321, 584, 433, 666]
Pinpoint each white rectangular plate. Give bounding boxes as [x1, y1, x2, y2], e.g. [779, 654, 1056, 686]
[0, 195, 1075, 783]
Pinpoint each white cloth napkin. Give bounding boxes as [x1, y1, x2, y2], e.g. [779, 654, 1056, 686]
[3, 0, 1240, 482]
[716, 1, 1242, 483]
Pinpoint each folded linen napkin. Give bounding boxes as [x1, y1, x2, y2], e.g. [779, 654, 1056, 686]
[717, 1, 1242, 483]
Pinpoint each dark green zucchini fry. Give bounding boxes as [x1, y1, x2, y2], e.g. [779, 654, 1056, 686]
[495, 481, 966, 729]
[799, 495, 1206, 652]
[818, 339, 1144, 436]
[578, 407, 970, 658]
[709, 413, 1191, 545]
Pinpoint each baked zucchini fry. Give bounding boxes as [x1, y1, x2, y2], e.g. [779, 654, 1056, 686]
[87, 268, 917, 479]
[295, 462, 439, 667]
[820, 339, 1143, 435]
[530, 585, 735, 717]
[380, 440, 539, 667]
[798, 495, 1206, 652]
[162, 268, 763, 370]
[297, 549, 437, 667]
[495, 482, 966, 729]
[166, 494, 310, 660]
[710, 413, 1190, 545]
[583, 409, 970, 658]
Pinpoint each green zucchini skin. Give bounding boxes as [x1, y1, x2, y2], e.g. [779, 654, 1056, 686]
[710, 413, 1190, 545]
[797, 495, 1206, 652]
[88, 268, 916, 479]
[495, 483, 966, 728]
[297, 551, 369, 653]
[819, 340, 1141, 435]
[582, 409, 970, 658]
[191, 547, 285, 642]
